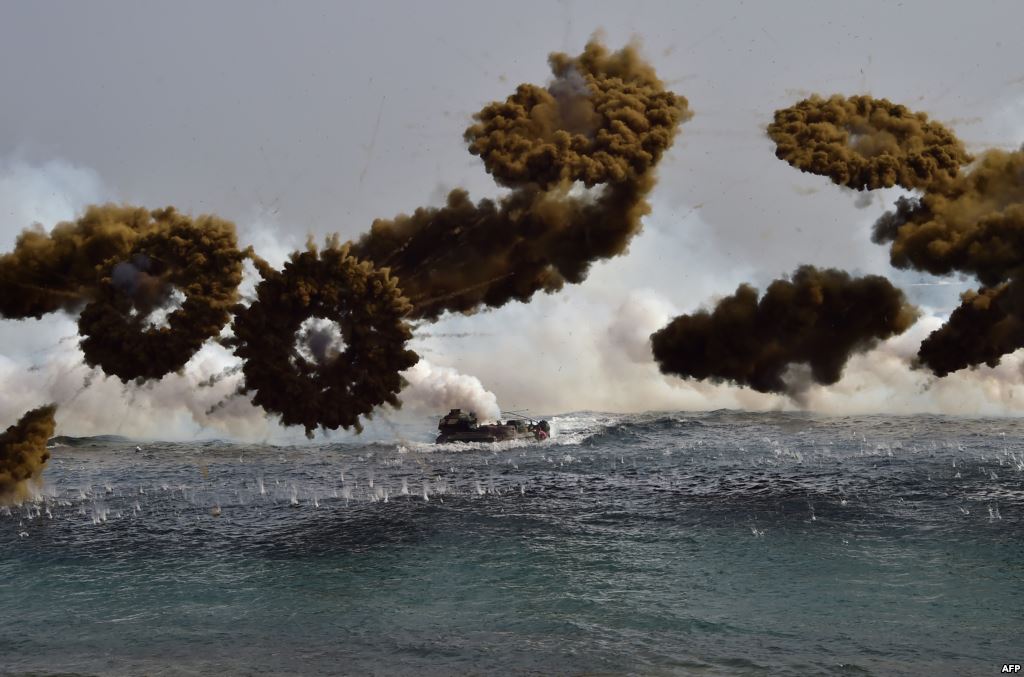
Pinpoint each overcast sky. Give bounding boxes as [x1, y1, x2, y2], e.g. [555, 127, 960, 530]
[3, 0, 1024, 439]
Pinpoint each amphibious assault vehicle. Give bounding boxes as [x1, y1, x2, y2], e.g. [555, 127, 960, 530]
[435, 409, 550, 444]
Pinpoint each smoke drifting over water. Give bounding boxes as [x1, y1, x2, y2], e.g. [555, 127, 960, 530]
[0, 405, 56, 504]
[650, 267, 918, 395]
[0, 39, 689, 437]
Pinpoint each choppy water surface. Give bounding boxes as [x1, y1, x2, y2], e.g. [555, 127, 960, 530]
[2, 411, 1023, 676]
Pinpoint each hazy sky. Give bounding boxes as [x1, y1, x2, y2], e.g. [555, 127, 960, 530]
[3, 0, 1024, 439]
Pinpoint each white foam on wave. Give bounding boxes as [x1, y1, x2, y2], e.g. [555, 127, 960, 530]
[547, 412, 624, 446]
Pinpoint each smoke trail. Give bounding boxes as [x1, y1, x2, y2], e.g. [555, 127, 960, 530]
[0, 205, 248, 382]
[228, 238, 417, 437]
[0, 404, 57, 504]
[768, 95, 971, 192]
[351, 40, 690, 320]
[650, 266, 919, 395]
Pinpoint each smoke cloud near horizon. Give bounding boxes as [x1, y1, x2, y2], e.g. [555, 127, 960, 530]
[0, 404, 57, 504]
[650, 266, 919, 395]
[351, 40, 690, 320]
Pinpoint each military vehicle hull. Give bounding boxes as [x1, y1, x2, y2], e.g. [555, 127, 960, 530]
[435, 408, 550, 444]
[436, 424, 543, 444]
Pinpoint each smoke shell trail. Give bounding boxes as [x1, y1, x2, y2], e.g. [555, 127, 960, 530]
[0, 404, 57, 504]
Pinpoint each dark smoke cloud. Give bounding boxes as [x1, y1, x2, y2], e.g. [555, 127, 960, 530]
[650, 267, 919, 394]
[915, 282, 1024, 377]
[228, 239, 418, 437]
[873, 149, 1024, 285]
[768, 95, 971, 192]
[0, 204, 151, 318]
[78, 210, 246, 382]
[465, 41, 684, 190]
[351, 40, 690, 320]
[768, 94, 1024, 378]
[0, 405, 57, 504]
[0, 205, 248, 382]
[872, 148, 1024, 373]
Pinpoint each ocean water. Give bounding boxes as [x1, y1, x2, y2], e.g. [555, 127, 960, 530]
[2, 411, 1022, 676]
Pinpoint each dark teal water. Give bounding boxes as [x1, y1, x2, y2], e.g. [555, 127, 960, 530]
[2, 411, 1022, 676]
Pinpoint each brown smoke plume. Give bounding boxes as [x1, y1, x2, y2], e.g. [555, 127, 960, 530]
[650, 266, 919, 394]
[768, 95, 971, 192]
[351, 40, 690, 320]
[873, 149, 1024, 285]
[228, 238, 418, 437]
[768, 94, 1024, 378]
[0, 204, 151, 318]
[0, 204, 247, 381]
[872, 148, 1024, 373]
[915, 283, 1024, 377]
[0, 405, 57, 504]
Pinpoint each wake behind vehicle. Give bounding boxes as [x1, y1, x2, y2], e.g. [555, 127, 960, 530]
[436, 409, 550, 444]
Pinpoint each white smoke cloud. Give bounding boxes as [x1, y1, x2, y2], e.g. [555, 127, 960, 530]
[606, 290, 677, 364]
[398, 359, 500, 421]
[0, 322, 275, 441]
[801, 315, 1024, 416]
[0, 157, 107, 249]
